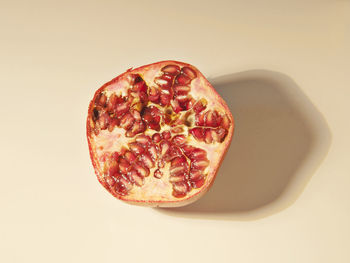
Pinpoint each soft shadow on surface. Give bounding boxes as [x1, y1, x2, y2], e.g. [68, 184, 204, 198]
[155, 70, 332, 221]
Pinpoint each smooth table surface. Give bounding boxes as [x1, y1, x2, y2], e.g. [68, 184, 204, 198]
[1, 1, 349, 262]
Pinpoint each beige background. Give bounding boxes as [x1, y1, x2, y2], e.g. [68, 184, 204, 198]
[1, 0, 349, 262]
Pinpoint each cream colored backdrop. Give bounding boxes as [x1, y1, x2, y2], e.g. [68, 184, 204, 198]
[1, 1, 349, 262]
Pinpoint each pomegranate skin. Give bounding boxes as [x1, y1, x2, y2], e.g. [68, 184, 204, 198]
[87, 60, 234, 207]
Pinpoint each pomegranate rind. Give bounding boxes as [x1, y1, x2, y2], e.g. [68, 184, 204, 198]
[87, 60, 234, 207]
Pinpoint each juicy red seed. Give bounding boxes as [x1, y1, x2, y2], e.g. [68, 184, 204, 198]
[189, 127, 205, 141]
[149, 86, 160, 103]
[114, 183, 128, 195]
[204, 129, 213, 144]
[124, 151, 136, 163]
[160, 93, 171, 106]
[115, 102, 129, 115]
[152, 133, 162, 143]
[131, 110, 141, 121]
[96, 93, 107, 107]
[191, 159, 209, 170]
[154, 169, 163, 179]
[105, 175, 116, 187]
[161, 73, 174, 81]
[173, 85, 190, 95]
[155, 77, 171, 89]
[162, 130, 171, 140]
[107, 93, 117, 111]
[172, 182, 190, 197]
[160, 140, 171, 156]
[119, 159, 130, 174]
[129, 170, 144, 186]
[120, 113, 134, 130]
[126, 121, 146, 137]
[196, 112, 206, 126]
[157, 158, 165, 168]
[205, 110, 221, 127]
[148, 144, 158, 161]
[193, 98, 207, 113]
[172, 135, 186, 145]
[215, 127, 227, 142]
[148, 122, 161, 131]
[134, 163, 150, 177]
[111, 152, 119, 161]
[189, 148, 207, 160]
[171, 156, 187, 167]
[191, 177, 205, 188]
[175, 74, 191, 85]
[129, 142, 144, 155]
[181, 66, 197, 79]
[189, 170, 202, 181]
[161, 64, 180, 75]
[166, 146, 182, 161]
[170, 99, 182, 113]
[170, 165, 187, 177]
[135, 134, 151, 145]
[119, 176, 133, 191]
[108, 164, 119, 177]
[169, 174, 186, 183]
[108, 118, 118, 132]
[140, 153, 154, 169]
[98, 113, 109, 130]
[171, 127, 184, 133]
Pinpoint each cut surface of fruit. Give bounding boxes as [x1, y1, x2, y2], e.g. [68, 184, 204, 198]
[87, 60, 234, 207]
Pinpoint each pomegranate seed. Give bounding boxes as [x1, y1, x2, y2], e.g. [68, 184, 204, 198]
[215, 128, 227, 142]
[126, 121, 146, 137]
[172, 182, 190, 197]
[190, 148, 207, 160]
[154, 169, 163, 179]
[167, 146, 183, 160]
[175, 74, 191, 85]
[162, 130, 171, 140]
[149, 86, 160, 103]
[108, 164, 119, 178]
[170, 165, 187, 177]
[205, 110, 221, 127]
[204, 129, 213, 144]
[176, 94, 189, 103]
[171, 126, 184, 133]
[97, 93, 107, 107]
[148, 122, 161, 131]
[119, 158, 130, 174]
[148, 144, 158, 161]
[107, 118, 118, 132]
[189, 170, 202, 181]
[124, 151, 136, 163]
[155, 77, 171, 89]
[135, 134, 151, 145]
[134, 163, 150, 177]
[161, 64, 180, 75]
[169, 174, 186, 183]
[105, 175, 116, 187]
[152, 133, 162, 143]
[111, 152, 119, 161]
[129, 142, 144, 155]
[171, 156, 187, 167]
[157, 158, 165, 168]
[98, 112, 110, 130]
[191, 159, 209, 170]
[172, 135, 186, 145]
[107, 93, 117, 112]
[114, 182, 128, 195]
[173, 85, 190, 94]
[129, 170, 144, 186]
[131, 110, 141, 121]
[115, 102, 129, 115]
[160, 140, 170, 156]
[189, 128, 205, 141]
[119, 176, 133, 191]
[120, 113, 134, 130]
[181, 66, 197, 79]
[161, 73, 174, 82]
[160, 93, 171, 106]
[196, 112, 206, 126]
[191, 177, 205, 188]
[193, 98, 207, 113]
[170, 99, 182, 113]
[140, 153, 154, 169]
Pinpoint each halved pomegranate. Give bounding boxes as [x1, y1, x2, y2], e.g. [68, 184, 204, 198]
[87, 61, 234, 207]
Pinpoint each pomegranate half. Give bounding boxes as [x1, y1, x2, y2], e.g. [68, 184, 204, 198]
[87, 61, 234, 207]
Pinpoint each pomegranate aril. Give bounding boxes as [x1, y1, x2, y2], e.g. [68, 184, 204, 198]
[105, 175, 116, 187]
[119, 176, 133, 191]
[172, 135, 186, 145]
[196, 112, 205, 126]
[148, 144, 158, 161]
[205, 129, 213, 144]
[189, 127, 205, 141]
[129, 170, 144, 186]
[119, 158, 130, 174]
[191, 159, 209, 170]
[152, 133, 162, 143]
[129, 142, 144, 155]
[98, 112, 110, 130]
[205, 110, 221, 127]
[175, 74, 191, 85]
[169, 174, 186, 183]
[148, 86, 160, 103]
[108, 118, 118, 132]
[189, 169, 202, 181]
[140, 153, 154, 169]
[193, 98, 207, 113]
[155, 77, 171, 89]
[134, 163, 150, 177]
[191, 177, 205, 188]
[173, 85, 190, 95]
[107, 93, 117, 112]
[160, 93, 171, 106]
[167, 146, 183, 161]
[170, 99, 182, 113]
[162, 130, 171, 140]
[96, 93, 107, 107]
[131, 110, 141, 121]
[171, 126, 184, 133]
[114, 182, 128, 196]
[172, 182, 190, 198]
[181, 66, 197, 79]
[160, 140, 170, 156]
[124, 151, 136, 163]
[111, 152, 120, 161]
[115, 102, 129, 115]
[171, 156, 187, 168]
[135, 134, 151, 145]
[215, 127, 227, 142]
[161, 64, 180, 75]
[120, 113, 134, 130]
[154, 169, 163, 179]
[170, 165, 187, 176]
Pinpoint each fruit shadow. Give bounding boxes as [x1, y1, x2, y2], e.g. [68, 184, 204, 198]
[154, 69, 332, 221]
